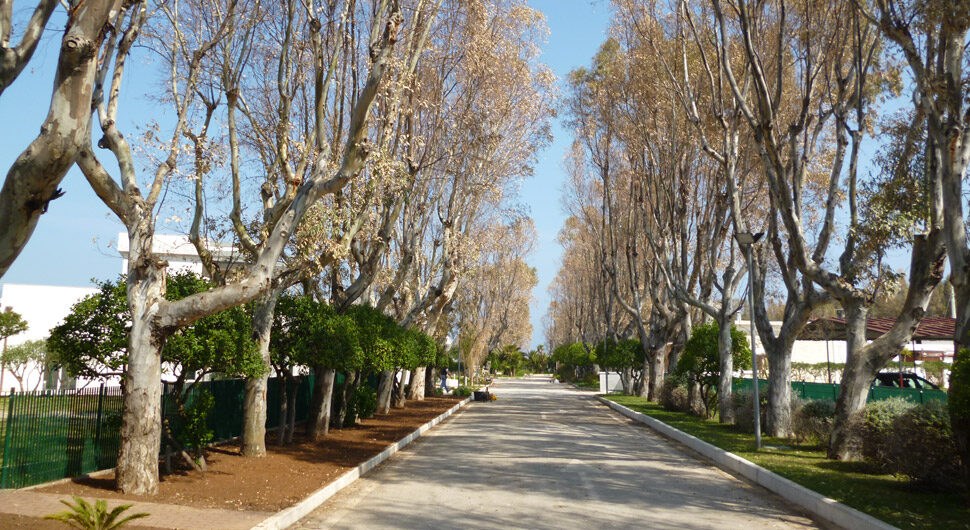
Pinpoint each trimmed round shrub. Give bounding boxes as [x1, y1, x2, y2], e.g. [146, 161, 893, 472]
[858, 397, 916, 472]
[453, 385, 472, 398]
[791, 399, 836, 446]
[890, 401, 961, 488]
[660, 377, 689, 412]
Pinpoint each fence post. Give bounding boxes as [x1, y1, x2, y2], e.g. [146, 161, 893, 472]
[1, 391, 15, 488]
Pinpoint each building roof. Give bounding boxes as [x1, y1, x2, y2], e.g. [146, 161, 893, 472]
[798, 316, 955, 341]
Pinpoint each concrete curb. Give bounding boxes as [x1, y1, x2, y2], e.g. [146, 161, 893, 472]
[252, 397, 472, 530]
[597, 397, 897, 530]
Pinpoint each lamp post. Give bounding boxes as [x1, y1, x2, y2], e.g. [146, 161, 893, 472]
[735, 231, 764, 450]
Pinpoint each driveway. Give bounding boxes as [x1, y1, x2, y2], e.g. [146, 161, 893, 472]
[291, 376, 820, 529]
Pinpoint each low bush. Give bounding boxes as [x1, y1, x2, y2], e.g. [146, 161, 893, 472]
[174, 389, 214, 464]
[890, 401, 961, 488]
[453, 385, 472, 398]
[344, 385, 377, 427]
[950, 348, 970, 491]
[791, 399, 836, 446]
[660, 377, 689, 413]
[731, 389, 768, 433]
[858, 397, 916, 472]
[353, 385, 378, 420]
[576, 372, 599, 388]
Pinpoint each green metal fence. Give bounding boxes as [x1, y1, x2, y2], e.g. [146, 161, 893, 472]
[0, 376, 313, 489]
[0, 385, 122, 489]
[732, 378, 949, 404]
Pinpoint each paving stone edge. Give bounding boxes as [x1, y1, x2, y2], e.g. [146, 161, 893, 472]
[251, 397, 472, 530]
[597, 396, 898, 530]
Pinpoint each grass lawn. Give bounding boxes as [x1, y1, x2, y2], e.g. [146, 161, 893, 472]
[607, 395, 969, 529]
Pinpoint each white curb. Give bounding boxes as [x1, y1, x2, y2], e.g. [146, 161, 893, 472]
[597, 397, 897, 530]
[252, 397, 472, 530]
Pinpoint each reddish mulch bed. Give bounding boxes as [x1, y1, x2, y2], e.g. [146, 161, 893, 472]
[38, 397, 462, 512]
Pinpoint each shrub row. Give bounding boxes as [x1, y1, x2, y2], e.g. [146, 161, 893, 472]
[789, 396, 961, 488]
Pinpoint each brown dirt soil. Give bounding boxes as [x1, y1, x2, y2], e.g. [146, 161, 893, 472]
[37, 397, 461, 512]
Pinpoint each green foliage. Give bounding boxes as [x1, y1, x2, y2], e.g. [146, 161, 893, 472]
[792, 400, 836, 446]
[47, 279, 129, 379]
[551, 342, 595, 382]
[488, 344, 526, 376]
[0, 308, 28, 340]
[675, 323, 750, 418]
[349, 385, 378, 421]
[2, 339, 47, 367]
[790, 362, 844, 382]
[552, 342, 594, 367]
[595, 338, 643, 371]
[890, 401, 961, 487]
[47, 274, 262, 382]
[453, 385, 473, 398]
[858, 397, 916, 472]
[949, 348, 970, 490]
[273, 295, 363, 373]
[175, 389, 215, 461]
[163, 272, 263, 381]
[346, 304, 399, 373]
[526, 348, 551, 373]
[44, 496, 149, 529]
[858, 109, 928, 256]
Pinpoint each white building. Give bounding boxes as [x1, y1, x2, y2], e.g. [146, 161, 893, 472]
[117, 232, 238, 276]
[738, 317, 955, 384]
[0, 284, 100, 392]
[0, 232, 235, 394]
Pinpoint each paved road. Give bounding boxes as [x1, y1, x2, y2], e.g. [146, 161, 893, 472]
[292, 377, 820, 530]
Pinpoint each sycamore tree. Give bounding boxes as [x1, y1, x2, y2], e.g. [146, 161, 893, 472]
[71, 0, 413, 494]
[0, 1, 121, 277]
[858, 0, 970, 475]
[710, 0, 946, 459]
[454, 220, 538, 379]
[1, 339, 45, 391]
[0, 308, 29, 392]
[48, 271, 260, 467]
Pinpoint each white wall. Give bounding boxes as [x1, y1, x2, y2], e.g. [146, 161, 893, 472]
[117, 232, 237, 276]
[738, 320, 955, 383]
[0, 283, 99, 392]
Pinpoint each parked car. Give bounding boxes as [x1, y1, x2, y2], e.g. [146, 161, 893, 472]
[872, 372, 940, 390]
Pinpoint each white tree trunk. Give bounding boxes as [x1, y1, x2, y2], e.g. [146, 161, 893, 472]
[116, 229, 166, 495]
[241, 293, 277, 457]
[407, 366, 426, 401]
[717, 316, 735, 424]
[392, 369, 406, 408]
[376, 370, 393, 414]
[308, 367, 336, 441]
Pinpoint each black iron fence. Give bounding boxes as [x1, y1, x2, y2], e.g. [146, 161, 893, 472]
[0, 376, 313, 489]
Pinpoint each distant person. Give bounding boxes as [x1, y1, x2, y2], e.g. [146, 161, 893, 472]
[440, 367, 449, 392]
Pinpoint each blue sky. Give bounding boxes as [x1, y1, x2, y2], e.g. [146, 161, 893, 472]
[522, 0, 611, 348]
[0, 2, 612, 349]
